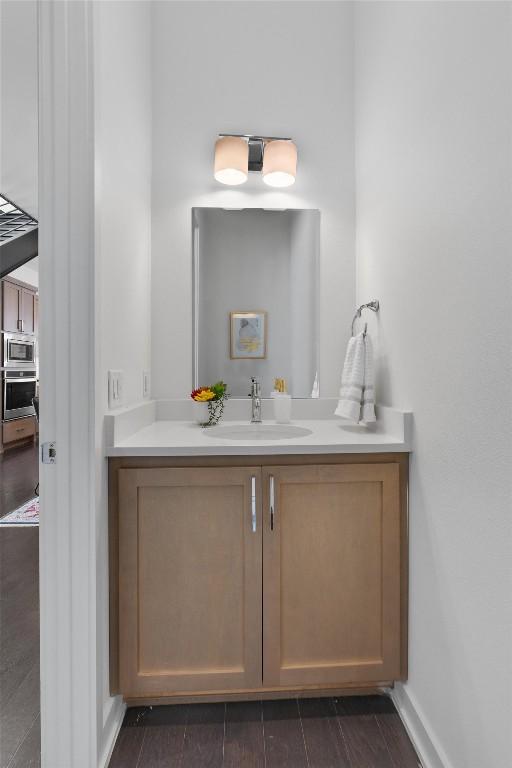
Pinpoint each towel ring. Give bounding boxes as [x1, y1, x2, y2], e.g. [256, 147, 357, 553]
[351, 300, 380, 336]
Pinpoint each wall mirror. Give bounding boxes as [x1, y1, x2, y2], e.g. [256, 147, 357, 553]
[193, 207, 320, 398]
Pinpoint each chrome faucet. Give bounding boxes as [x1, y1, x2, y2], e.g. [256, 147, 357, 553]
[249, 377, 262, 423]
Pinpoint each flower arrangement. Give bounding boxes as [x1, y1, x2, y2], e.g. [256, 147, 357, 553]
[190, 381, 228, 427]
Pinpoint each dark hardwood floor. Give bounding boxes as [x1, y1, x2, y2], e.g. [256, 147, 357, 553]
[0, 442, 40, 768]
[0, 527, 40, 768]
[110, 695, 421, 768]
[0, 441, 39, 521]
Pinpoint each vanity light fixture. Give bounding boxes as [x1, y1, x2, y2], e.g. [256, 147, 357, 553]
[262, 139, 297, 188]
[214, 136, 249, 186]
[214, 134, 297, 187]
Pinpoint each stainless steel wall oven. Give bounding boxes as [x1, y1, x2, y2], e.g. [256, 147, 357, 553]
[3, 370, 37, 420]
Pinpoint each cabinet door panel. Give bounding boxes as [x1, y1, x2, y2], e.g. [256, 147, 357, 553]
[34, 295, 39, 336]
[3, 281, 20, 331]
[119, 467, 262, 698]
[21, 289, 35, 334]
[263, 464, 401, 687]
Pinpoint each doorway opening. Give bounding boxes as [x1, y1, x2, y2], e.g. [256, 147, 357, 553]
[0, 234, 40, 767]
[0, 2, 41, 763]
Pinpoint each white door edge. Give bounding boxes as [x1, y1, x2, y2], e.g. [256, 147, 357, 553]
[38, 1, 98, 765]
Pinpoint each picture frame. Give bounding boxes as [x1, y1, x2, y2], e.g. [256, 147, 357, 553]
[230, 311, 267, 359]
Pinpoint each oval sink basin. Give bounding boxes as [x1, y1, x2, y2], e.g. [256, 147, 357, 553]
[204, 424, 312, 441]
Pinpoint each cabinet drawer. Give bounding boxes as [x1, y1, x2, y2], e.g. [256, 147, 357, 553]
[3, 417, 35, 444]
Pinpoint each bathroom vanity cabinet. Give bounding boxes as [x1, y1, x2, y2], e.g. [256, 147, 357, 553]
[109, 454, 408, 703]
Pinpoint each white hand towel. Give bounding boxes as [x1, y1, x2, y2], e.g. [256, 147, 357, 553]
[335, 333, 365, 422]
[361, 333, 376, 423]
[335, 332, 376, 423]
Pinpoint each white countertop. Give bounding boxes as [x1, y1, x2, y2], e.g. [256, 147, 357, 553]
[106, 413, 411, 457]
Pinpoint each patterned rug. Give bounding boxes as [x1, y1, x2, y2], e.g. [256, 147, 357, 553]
[0, 497, 39, 526]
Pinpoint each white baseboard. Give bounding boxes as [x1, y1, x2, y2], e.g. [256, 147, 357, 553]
[391, 684, 453, 768]
[97, 695, 126, 768]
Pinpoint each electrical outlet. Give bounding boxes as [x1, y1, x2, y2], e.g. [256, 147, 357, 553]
[142, 370, 150, 399]
[108, 370, 124, 409]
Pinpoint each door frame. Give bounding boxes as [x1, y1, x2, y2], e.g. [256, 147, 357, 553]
[38, 2, 100, 766]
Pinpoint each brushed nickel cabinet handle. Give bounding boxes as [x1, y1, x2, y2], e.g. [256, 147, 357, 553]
[269, 475, 275, 531]
[251, 476, 257, 533]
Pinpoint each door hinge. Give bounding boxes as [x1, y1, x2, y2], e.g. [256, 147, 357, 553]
[41, 441, 56, 464]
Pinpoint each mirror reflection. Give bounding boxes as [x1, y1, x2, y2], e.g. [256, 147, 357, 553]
[193, 208, 319, 398]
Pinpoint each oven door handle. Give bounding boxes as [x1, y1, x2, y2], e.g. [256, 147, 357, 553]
[4, 378, 37, 384]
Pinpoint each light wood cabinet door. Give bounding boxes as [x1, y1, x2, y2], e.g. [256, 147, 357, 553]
[2, 280, 21, 331]
[263, 463, 401, 687]
[118, 467, 263, 698]
[21, 289, 35, 334]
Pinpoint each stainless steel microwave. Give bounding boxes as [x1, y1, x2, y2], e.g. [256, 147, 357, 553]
[3, 333, 36, 368]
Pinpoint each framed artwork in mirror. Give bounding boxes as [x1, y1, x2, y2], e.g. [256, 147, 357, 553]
[230, 311, 267, 359]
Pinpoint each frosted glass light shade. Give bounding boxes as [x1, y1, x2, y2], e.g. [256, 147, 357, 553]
[214, 136, 248, 185]
[262, 140, 297, 187]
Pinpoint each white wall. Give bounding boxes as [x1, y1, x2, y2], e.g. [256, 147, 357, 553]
[94, 0, 152, 414]
[0, 0, 38, 217]
[93, 1, 152, 762]
[354, 3, 512, 767]
[151, 0, 355, 399]
[8, 257, 38, 289]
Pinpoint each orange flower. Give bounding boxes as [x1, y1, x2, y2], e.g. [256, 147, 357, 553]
[191, 387, 215, 402]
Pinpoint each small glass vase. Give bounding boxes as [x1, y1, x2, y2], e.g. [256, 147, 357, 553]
[193, 401, 209, 425]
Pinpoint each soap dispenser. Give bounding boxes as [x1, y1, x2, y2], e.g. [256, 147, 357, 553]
[271, 378, 292, 424]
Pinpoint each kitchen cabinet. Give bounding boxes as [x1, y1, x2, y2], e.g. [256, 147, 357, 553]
[20, 287, 36, 334]
[3, 416, 36, 446]
[34, 295, 39, 336]
[2, 280, 20, 332]
[2, 278, 37, 334]
[111, 455, 408, 703]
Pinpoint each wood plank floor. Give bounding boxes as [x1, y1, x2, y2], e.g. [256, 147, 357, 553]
[110, 695, 421, 768]
[0, 442, 40, 768]
[0, 441, 38, 521]
[0, 527, 40, 768]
